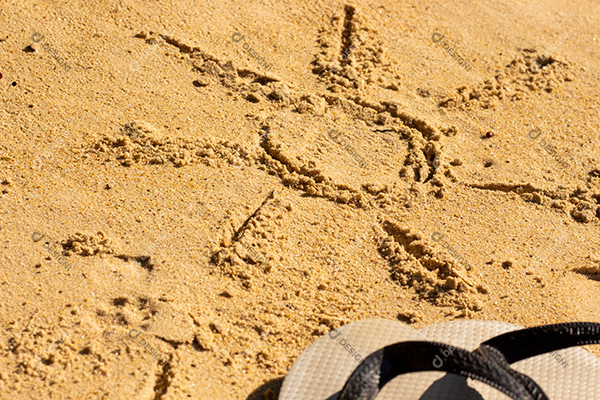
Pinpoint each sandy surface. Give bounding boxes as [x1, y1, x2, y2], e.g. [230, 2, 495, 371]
[1, 0, 600, 398]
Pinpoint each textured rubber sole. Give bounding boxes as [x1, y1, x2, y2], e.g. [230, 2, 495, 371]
[279, 319, 600, 399]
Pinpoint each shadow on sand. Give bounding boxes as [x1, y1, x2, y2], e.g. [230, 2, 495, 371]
[245, 376, 284, 400]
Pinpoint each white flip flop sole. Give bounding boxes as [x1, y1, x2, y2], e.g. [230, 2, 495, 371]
[279, 319, 600, 399]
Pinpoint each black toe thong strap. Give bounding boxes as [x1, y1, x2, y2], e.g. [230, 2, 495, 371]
[480, 322, 600, 364]
[337, 341, 548, 400]
[336, 322, 600, 400]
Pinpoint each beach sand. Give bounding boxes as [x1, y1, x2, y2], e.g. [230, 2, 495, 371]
[1, 0, 600, 398]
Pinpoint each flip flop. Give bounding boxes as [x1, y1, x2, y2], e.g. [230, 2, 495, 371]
[279, 319, 600, 399]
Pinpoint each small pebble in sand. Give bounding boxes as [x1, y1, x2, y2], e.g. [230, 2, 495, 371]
[11, 81, 17, 86]
[485, 131, 494, 138]
[0, 72, 2, 79]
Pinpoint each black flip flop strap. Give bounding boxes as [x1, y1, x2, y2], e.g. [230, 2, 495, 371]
[481, 322, 600, 364]
[475, 344, 548, 400]
[337, 341, 547, 400]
